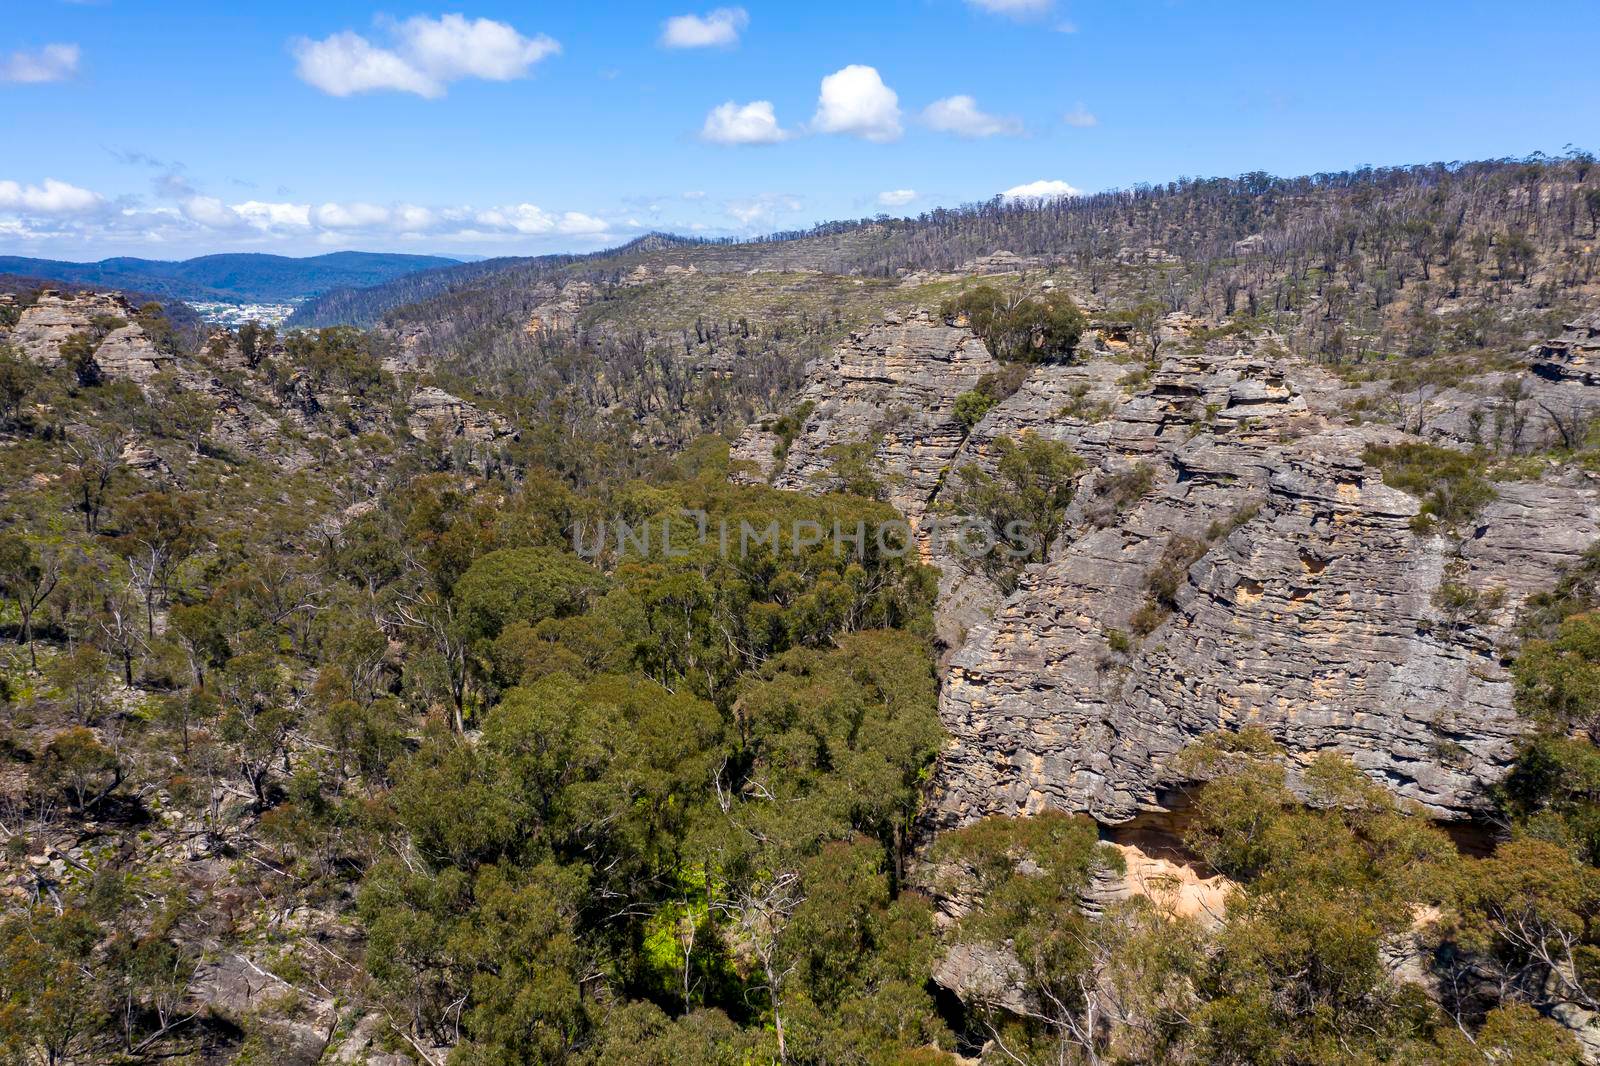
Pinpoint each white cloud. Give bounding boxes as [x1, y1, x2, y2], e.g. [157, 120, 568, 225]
[966, 0, 1054, 17]
[1002, 179, 1080, 201]
[393, 204, 436, 231]
[877, 189, 917, 208]
[400, 14, 559, 81]
[473, 204, 611, 237]
[0, 178, 101, 214]
[1063, 102, 1097, 127]
[700, 100, 789, 145]
[556, 211, 610, 235]
[0, 44, 80, 84]
[314, 202, 391, 228]
[1, 176, 623, 256]
[292, 15, 559, 98]
[292, 32, 438, 97]
[232, 201, 314, 230]
[660, 8, 748, 48]
[474, 204, 553, 233]
[812, 65, 901, 142]
[181, 196, 241, 228]
[921, 95, 1023, 138]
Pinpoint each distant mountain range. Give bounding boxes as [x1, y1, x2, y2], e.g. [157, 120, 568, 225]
[286, 234, 712, 327]
[0, 251, 461, 305]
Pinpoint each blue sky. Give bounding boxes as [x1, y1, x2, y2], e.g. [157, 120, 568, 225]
[2, 0, 1596, 261]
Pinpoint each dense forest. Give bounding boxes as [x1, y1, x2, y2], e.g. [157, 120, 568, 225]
[3, 154, 1600, 1064]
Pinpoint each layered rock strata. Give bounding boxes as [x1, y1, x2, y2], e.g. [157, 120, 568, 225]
[733, 308, 1600, 830]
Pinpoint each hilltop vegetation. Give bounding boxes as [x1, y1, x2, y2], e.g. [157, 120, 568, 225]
[300, 153, 1597, 360]
[282, 154, 1599, 461]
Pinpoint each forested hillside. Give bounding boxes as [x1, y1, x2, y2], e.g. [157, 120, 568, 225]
[3, 153, 1600, 1065]
[304, 154, 1598, 353]
[0, 252, 461, 305]
[286, 255, 561, 329]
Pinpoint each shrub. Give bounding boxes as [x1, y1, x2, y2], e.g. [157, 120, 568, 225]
[953, 389, 998, 430]
[1205, 500, 1262, 541]
[1083, 462, 1157, 528]
[59, 332, 102, 387]
[940, 285, 1086, 363]
[1362, 441, 1495, 531]
[947, 433, 1084, 589]
[0, 348, 37, 430]
[768, 400, 816, 461]
[954, 366, 1031, 431]
[1056, 381, 1114, 422]
[1146, 535, 1207, 608]
[824, 438, 886, 499]
[1129, 602, 1167, 637]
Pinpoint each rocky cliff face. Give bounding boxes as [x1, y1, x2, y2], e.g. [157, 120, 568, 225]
[3, 290, 511, 478]
[6, 290, 173, 384]
[407, 385, 515, 460]
[738, 308, 999, 526]
[938, 423, 1596, 828]
[1532, 310, 1600, 384]
[733, 307, 1600, 832]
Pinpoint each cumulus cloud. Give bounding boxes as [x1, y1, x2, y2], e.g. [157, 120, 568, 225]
[292, 15, 560, 98]
[966, 0, 1054, 17]
[660, 8, 748, 48]
[0, 178, 101, 213]
[1002, 179, 1080, 201]
[555, 211, 610, 235]
[292, 32, 439, 97]
[921, 95, 1023, 138]
[180, 196, 242, 228]
[812, 65, 901, 142]
[472, 204, 610, 236]
[393, 204, 437, 231]
[877, 189, 917, 208]
[2, 175, 624, 255]
[700, 100, 789, 145]
[1, 43, 80, 84]
[1063, 102, 1097, 127]
[232, 200, 314, 230]
[401, 14, 558, 79]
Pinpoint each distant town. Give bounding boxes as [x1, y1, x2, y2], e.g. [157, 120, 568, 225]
[187, 300, 298, 327]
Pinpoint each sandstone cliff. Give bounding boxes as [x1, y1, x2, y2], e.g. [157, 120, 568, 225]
[733, 307, 1600, 831]
[3, 290, 509, 477]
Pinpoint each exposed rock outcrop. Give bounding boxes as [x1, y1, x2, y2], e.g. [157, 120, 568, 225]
[89, 322, 174, 383]
[735, 309, 1600, 832]
[408, 385, 513, 448]
[935, 386, 1596, 828]
[758, 308, 999, 528]
[1531, 310, 1600, 385]
[5, 290, 172, 384]
[5, 289, 126, 365]
[523, 281, 596, 338]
